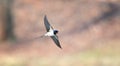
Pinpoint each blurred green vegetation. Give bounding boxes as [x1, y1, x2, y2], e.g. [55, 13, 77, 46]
[0, 41, 120, 66]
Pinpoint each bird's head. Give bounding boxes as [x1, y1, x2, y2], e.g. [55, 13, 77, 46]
[54, 30, 58, 34]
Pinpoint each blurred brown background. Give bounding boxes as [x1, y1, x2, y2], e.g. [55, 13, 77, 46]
[0, 0, 120, 66]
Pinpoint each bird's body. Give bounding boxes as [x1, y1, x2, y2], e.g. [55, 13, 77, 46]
[44, 30, 58, 36]
[44, 31, 54, 36]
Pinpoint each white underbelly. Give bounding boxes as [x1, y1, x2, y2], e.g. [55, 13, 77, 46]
[45, 31, 54, 36]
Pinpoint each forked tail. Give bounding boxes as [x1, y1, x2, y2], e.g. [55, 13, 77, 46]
[15, 35, 45, 44]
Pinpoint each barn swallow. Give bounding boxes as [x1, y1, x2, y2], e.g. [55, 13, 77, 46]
[43, 15, 62, 49]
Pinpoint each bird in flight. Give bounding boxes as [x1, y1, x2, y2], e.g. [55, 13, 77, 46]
[42, 15, 62, 49]
[14, 15, 62, 49]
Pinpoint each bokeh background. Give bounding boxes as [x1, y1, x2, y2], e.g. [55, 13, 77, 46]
[0, 0, 120, 66]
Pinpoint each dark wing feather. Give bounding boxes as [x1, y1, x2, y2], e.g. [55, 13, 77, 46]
[44, 15, 53, 32]
[51, 35, 62, 49]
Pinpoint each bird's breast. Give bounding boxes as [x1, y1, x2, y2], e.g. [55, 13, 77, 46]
[45, 31, 54, 36]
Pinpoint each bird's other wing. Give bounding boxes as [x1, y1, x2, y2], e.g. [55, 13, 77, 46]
[44, 15, 54, 32]
[50, 35, 62, 49]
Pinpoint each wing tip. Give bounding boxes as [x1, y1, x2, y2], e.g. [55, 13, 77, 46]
[59, 46, 62, 49]
[44, 14, 47, 19]
[44, 15, 48, 23]
[58, 45, 62, 49]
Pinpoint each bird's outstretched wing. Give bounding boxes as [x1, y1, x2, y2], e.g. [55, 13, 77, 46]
[44, 15, 53, 32]
[51, 35, 62, 49]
